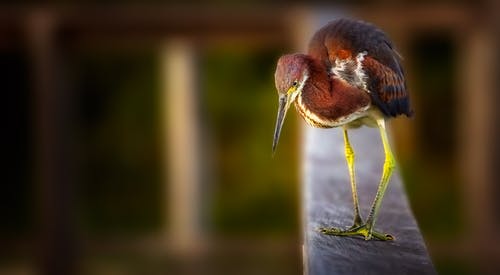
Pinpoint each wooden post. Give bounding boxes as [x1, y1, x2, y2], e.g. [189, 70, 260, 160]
[26, 9, 77, 275]
[458, 28, 497, 271]
[303, 127, 436, 274]
[160, 40, 203, 255]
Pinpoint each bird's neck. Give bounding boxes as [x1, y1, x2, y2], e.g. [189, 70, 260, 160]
[305, 59, 331, 98]
[295, 57, 371, 125]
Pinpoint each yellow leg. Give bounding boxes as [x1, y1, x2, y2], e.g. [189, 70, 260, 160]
[343, 128, 363, 227]
[320, 118, 395, 241]
[365, 118, 395, 239]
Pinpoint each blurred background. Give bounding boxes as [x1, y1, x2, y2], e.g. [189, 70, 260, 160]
[1, 1, 500, 275]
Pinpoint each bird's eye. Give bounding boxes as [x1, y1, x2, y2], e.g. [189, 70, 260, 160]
[292, 81, 298, 87]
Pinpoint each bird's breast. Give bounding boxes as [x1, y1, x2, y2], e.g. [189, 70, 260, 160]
[294, 93, 371, 128]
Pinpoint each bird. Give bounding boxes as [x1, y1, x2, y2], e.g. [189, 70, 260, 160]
[272, 18, 412, 241]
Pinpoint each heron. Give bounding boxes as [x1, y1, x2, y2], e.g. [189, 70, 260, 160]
[272, 18, 412, 241]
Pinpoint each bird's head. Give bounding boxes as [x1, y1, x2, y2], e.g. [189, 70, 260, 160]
[272, 54, 310, 154]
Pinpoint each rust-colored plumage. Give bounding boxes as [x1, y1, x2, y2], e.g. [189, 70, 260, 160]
[308, 18, 412, 119]
[272, 18, 412, 241]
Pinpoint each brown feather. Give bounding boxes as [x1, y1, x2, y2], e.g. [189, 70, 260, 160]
[362, 56, 412, 117]
[299, 57, 371, 123]
[308, 18, 412, 117]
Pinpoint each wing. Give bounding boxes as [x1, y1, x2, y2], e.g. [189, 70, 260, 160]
[308, 18, 412, 117]
[362, 55, 411, 117]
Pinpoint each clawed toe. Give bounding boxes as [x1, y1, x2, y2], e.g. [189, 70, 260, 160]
[318, 224, 394, 241]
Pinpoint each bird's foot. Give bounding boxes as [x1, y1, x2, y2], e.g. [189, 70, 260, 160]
[348, 214, 363, 230]
[319, 224, 394, 241]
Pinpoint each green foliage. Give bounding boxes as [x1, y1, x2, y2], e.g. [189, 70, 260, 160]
[202, 48, 299, 235]
[75, 50, 163, 234]
[401, 159, 464, 239]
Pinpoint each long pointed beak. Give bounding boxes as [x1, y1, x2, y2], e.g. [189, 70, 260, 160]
[272, 94, 291, 154]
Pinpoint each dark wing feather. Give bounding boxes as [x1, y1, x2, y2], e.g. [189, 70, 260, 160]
[308, 18, 412, 117]
[362, 55, 411, 117]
